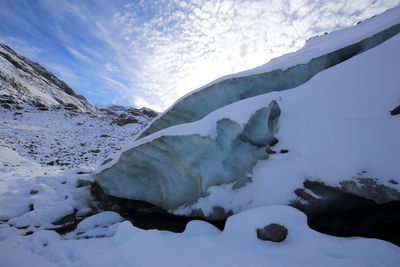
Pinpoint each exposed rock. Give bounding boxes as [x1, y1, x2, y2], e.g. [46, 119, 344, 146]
[256, 223, 288, 242]
[188, 206, 234, 220]
[292, 179, 400, 214]
[114, 117, 138, 126]
[52, 213, 76, 226]
[1, 103, 12, 109]
[76, 179, 93, 188]
[98, 105, 158, 126]
[77, 171, 92, 175]
[292, 179, 400, 245]
[140, 107, 158, 118]
[390, 104, 400, 116]
[0, 42, 99, 115]
[64, 103, 79, 111]
[100, 158, 113, 166]
[29, 189, 38, 195]
[339, 178, 400, 204]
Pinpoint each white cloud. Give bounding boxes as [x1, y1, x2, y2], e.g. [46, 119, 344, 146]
[66, 47, 92, 63]
[97, 0, 399, 110]
[105, 63, 119, 72]
[101, 76, 129, 90]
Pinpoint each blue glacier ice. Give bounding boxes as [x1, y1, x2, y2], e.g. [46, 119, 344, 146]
[95, 100, 280, 210]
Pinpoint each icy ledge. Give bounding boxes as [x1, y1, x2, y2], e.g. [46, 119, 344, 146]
[139, 7, 400, 138]
[95, 100, 281, 210]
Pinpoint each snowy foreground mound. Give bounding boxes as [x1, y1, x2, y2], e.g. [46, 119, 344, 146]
[95, 7, 400, 218]
[2, 206, 399, 267]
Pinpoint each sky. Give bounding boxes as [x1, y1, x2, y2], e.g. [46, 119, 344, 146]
[0, 0, 399, 111]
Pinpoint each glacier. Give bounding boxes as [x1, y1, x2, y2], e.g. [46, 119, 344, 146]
[95, 100, 280, 210]
[95, 7, 400, 220]
[140, 8, 400, 138]
[174, 31, 400, 219]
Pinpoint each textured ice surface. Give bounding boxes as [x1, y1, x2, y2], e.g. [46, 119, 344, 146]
[140, 11, 400, 138]
[95, 100, 280, 209]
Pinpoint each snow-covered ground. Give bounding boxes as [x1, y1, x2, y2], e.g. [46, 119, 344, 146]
[1, 145, 400, 266]
[1, 6, 400, 267]
[2, 205, 400, 267]
[0, 106, 145, 169]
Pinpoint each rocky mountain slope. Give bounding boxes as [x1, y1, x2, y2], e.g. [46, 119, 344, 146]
[0, 43, 98, 114]
[0, 42, 157, 169]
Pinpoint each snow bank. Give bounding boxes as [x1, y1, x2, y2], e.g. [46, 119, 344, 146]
[1, 206, 399, 267]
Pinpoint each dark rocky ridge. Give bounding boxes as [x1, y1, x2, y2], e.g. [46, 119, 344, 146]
[0, 43, 78, 97]
[98, 105, 158, 126]
[0, 42, 98, 114]
[0, 42, 158, 123]
[292, 179, 400, 246]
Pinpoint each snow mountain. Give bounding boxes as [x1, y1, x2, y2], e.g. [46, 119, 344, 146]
[0, 43, 158, 169]
[0, 42, 98, 114]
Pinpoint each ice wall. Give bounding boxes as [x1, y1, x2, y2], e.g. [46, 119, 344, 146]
[139, 22, 400, 138]
[95, 101, 280, 210]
